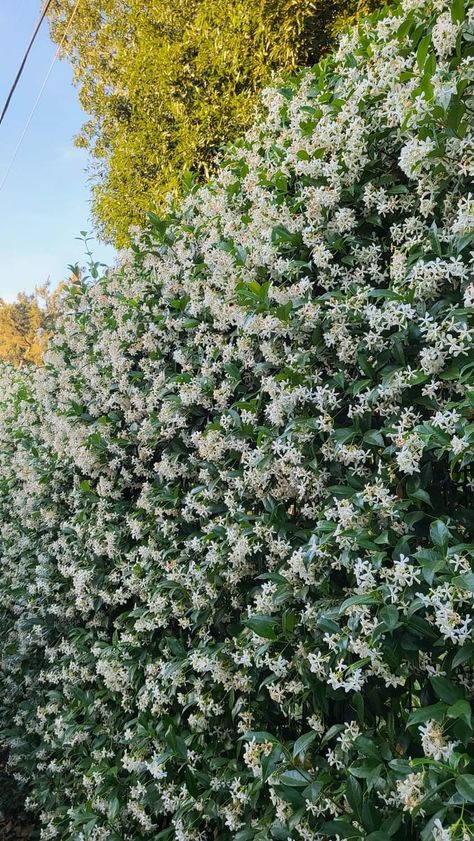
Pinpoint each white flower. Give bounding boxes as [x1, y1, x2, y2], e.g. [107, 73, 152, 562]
[464, 283, 474, 307]
[396, 433, 424, 474]
[396, 772, 425, 812]
[432, 12, 459, 58]
[432, 818, 452, 841]
[419, 720, 457, 762]
[453, 196, 474, 236]
[399, 138, 436, 179]
[308, 651, 328, 678]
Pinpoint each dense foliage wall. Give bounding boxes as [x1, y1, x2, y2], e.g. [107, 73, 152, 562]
[2, 0, 474, 839]
[48, 0, 385, 245]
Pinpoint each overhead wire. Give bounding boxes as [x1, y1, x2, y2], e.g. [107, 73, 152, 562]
[0, 0, 55, 128]
[0, 0, 82, 193]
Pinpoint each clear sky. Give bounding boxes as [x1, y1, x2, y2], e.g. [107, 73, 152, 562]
[0, 0, 115, 302]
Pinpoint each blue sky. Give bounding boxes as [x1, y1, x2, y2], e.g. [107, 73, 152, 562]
[0, 0, 115, 302]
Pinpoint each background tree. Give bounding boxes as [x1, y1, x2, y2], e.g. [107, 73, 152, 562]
[0, 283, 62, 366]
[49, 0, 385, 246]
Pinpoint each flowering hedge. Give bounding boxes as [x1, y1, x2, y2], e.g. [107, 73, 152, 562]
[1, 0, 474, 839]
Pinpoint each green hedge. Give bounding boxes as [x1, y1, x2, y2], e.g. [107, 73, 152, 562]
[2, 0, 474, 839]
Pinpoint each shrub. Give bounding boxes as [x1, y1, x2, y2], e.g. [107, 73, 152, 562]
[2, 0, 474, 839]
[48, 0, 385, 245]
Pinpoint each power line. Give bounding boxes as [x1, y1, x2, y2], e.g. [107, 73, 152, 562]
[0, 0, 54, 128]
[0, 0, 82, 193]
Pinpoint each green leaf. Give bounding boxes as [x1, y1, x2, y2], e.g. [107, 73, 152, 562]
[154, 830, 174, 841]
[447, 699, 472, 729]
[278, 769, 312, 787]
[353, 735, 381, 760]
[346, 657, 371, 674]
[409, 488, 432, 507]
[339, 593, 379, 613]
[321, 724, 345, 745]
[381, 814, 403, 837]
[175, 735, 188, 759]
[346, 775, 362, 817]
[456, 774, 474, 802]
[380, 605, 399, 630]
[430, 676, 464, 705]
[417, 551, 446, 585]
[452, 642, 474, 668]
[363, 429, 385, 447]
[273, 784, 305, 809]
[451, 0, 464, 22]
[397, 15, 414, 41]
[244, 615, 277, 640]
[241, 731, 280, 744]
[185, 768, 201, 798]
[282, 610, 297, 634]
[428, 224, 442, 260]
[416, 34, 431, 69]
[235, 832, 254, 841]
[107, 797, 121, 820]
[321, 821, 362, 838]
[387, 184, 409, 195]
[270, 824, 288, 841]
[292, 731, 317, 758]
[455, 232, 474, 255]
[407, 702, 447, 727]
[453, 571, 474, 593]
[349, 761, 383, 780]
[430, 520, 449, 555]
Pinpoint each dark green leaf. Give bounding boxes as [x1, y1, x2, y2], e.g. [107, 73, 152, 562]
[431, 676, 465, 705]
[380, 605, 399, 630]
[407, 702, 447, 727]
[244, 615, 277, 640]
[452, 643, 474, 668]
[447, 699, 472, 728]
[456, 774, 474, 802]
[278, 769, 312, 787]
[292, 731, 317, 758]
[430, 520, 449, 555]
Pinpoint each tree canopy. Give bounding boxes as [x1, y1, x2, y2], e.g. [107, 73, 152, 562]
[49, 0, 385, 245]
[0, 285, 61, 367]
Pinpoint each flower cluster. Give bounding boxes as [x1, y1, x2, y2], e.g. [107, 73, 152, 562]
[1, 0, 474, 839]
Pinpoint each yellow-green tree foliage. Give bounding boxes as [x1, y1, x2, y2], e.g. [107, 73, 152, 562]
[49, 0, 385, 245]
[0, 285, 62, 367]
